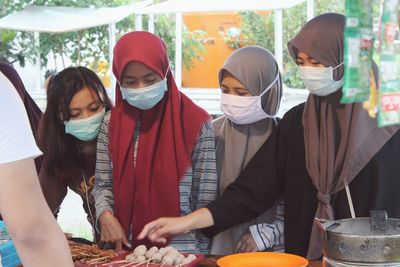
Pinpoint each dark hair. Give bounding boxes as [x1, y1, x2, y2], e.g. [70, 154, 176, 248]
[38, 66, 113, 179]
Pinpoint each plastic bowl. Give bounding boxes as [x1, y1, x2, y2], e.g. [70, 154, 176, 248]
[217, 252, 308, 267]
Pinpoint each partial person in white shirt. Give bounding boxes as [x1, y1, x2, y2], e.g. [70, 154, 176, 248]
[0, 70, 73, 267]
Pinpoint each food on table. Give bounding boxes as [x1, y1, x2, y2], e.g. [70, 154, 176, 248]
[133, 245, 147, 257]
[109, 245, 198, 266]
[70, 244, 119, 265]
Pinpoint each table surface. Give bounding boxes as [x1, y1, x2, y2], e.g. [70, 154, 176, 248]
[198, 255, 322, 267]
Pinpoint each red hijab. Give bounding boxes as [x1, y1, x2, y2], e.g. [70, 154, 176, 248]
[109, 32, 210, 247]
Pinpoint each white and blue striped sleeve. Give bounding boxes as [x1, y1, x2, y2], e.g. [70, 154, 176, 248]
[249, 199, 285, 251]
[93, 111, 115, 225]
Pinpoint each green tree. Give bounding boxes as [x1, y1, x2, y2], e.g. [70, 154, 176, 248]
[182, 27, 206, 71]
[0, 0, 36, 66]
[0, 0, 132, 69]
[282, 0, 346, 88]
[33, 0, 132, 69]
[1, 1, 206, 79]
[221, 0, 347, 88]
[155, 14, 176, 69]
[154, 14, 206, 71]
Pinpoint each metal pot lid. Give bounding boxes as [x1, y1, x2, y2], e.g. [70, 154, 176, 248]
[326, 211, 400, 236]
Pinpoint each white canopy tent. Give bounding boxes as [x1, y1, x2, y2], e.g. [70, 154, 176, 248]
[139, 0, 314, 88]
[0, 3, 151, 33]
[0, 0, 315, 107]
[141, 0, 308, 13]
[0, 0, 152, 97]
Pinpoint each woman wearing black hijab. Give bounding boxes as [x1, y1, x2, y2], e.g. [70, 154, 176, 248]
[138, 13, 400, 259]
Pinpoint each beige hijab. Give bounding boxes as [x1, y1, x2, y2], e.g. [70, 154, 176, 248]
[288, 13, 400, 259]
[211, 46, 283, 254]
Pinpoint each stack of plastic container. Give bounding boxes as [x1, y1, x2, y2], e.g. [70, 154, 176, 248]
[0, 221, 21, 267]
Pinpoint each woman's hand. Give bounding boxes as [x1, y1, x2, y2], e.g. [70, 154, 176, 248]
[137, 208, 214, 243]
[99, 210, 131, 250]
[235, 233, 259, 253]
[137, 216, 193, 244]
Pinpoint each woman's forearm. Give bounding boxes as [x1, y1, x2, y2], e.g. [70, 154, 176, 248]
[138, 207, 215, 243]
[0, 158, 73, 267]
[187, 208, 215, 230]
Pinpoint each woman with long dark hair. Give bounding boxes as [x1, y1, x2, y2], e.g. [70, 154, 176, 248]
[38, 66, 112, 242]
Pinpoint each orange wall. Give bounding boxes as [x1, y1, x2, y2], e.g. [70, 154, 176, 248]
[182, 13, 241, 88]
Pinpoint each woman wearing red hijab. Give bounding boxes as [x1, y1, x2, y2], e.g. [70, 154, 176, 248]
[92, 32, 218, 253]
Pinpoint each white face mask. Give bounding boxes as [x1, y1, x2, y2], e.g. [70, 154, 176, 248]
[299, 62, 344, 96]
[119, 67, 169, 110]
[220, 73, 279, 125]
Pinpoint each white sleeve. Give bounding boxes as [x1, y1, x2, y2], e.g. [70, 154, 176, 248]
[249, 199, 285, 251]
[0, 72, 42, 164]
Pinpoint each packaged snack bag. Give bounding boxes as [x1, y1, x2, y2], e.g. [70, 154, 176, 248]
[378, 0, 400, 127]
[341, 0, 374, 103]
[363, 70, 378, 118]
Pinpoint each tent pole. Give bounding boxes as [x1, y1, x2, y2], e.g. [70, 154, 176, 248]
[307, 0, 314, 21]
[34, 32, 41, 93]
[108, 23, 116, 104]
[175, 13, 183, 89]
[274, 9, 283, 72]
[135, 14, 143, 31]
[148, 14, 155, 33]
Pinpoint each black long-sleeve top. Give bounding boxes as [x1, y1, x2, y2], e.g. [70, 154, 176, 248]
[204, 103, 400, 257]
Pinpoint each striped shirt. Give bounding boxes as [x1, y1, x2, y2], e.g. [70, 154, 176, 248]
[93, 111, 218, 253]
[249, 199, 285, 251]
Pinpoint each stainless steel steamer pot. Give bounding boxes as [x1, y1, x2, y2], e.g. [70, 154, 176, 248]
[318, 211, 400, 265]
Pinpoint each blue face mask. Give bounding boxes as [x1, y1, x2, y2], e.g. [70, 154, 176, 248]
[299, 62, 344, 96]
[119, 71, 168, 110]
[64, 108, 105, 141]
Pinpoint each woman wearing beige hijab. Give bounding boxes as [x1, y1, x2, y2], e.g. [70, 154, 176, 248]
[211, 46, 283, 254]
[139, 13, 400, 259]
